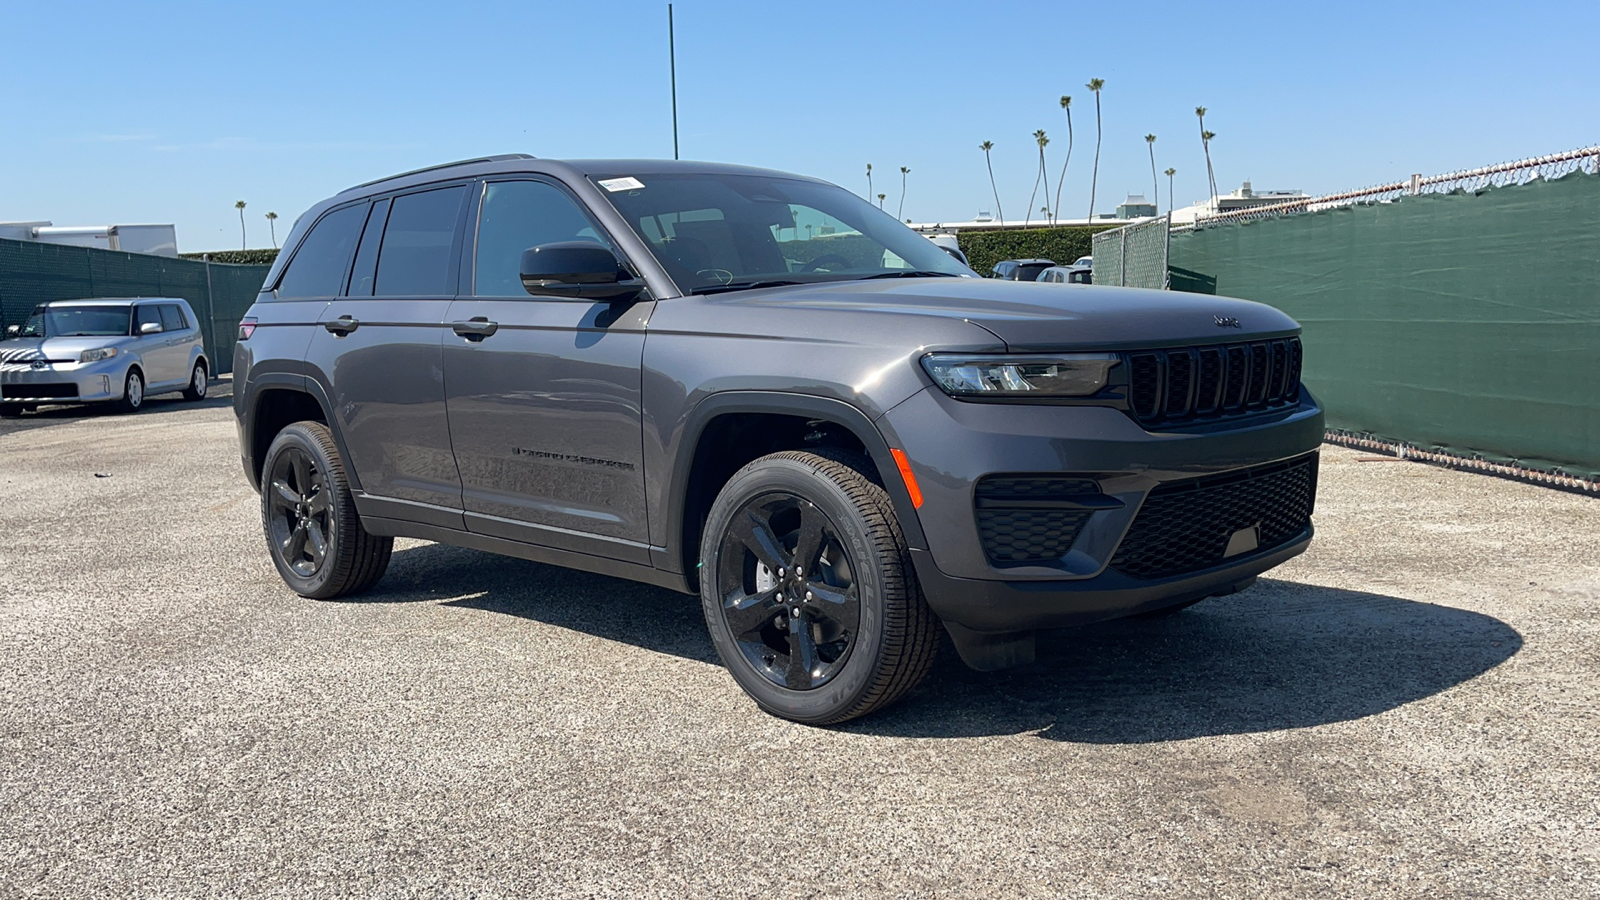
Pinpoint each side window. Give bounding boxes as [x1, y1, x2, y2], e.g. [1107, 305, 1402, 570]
[135, 305, 162, 334]
[347, 198, 391, 297]
[474, 181, 610, 297]
[375, 186, 467, 296]
[276, 204, 366, 300]
[158, 304, 187, 331]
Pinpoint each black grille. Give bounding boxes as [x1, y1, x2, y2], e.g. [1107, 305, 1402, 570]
[0, 382, 78, 400]
[1125, 337, 1302, 427]
[1109, 454, 1317, 580]
[975, 476, 1100, 564]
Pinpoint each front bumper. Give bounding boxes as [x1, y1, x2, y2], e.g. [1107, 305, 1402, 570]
[881, 385, 1325, 632]
[0, 359, 126, 404]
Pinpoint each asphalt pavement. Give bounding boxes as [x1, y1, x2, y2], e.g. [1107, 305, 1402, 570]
[2, 387, 1596, 898]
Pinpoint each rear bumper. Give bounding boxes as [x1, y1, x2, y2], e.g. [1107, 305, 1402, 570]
[0, 360, 126, 404]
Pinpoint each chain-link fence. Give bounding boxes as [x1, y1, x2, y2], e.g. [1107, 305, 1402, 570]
[0, 238, 268, 375]
[1090, 215, 1169, 289]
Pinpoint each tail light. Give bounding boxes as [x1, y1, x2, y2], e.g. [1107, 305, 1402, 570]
[238, 317, 257, 340]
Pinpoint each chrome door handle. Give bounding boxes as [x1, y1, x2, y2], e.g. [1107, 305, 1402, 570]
[324, 315, 359, 336]
[451, 318, 499, 341]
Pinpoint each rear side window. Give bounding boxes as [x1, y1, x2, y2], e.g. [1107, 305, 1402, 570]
[474, 181, 610, 297]
[158, 304, 188, 331]
[276, 204, 366, 299]
[375, 186, 467, 296]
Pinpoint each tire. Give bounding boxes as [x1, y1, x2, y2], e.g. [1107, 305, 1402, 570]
[182, 360, 208, 401]
[260, 421, 392, 599]
[0, 404, 23, 419]
[115, 368, 144, 413]
[699, 449, 939, 725]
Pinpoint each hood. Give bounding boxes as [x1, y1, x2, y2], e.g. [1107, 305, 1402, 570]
[0, 335, 133, 363]
[703, 279, 1299, 350]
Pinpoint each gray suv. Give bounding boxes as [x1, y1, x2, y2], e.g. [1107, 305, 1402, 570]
[234, 155, 1322, 724]
[1, 297, 210, 417]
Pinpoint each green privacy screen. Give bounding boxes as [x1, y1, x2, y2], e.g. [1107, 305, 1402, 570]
[0, 238, 270, 375]
[1168, 172, 1600, 475]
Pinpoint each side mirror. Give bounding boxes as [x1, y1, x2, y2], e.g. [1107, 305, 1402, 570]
[520, 242, 645, 302]
[139, 322, 163, 335]
[4, 325, 18, 338]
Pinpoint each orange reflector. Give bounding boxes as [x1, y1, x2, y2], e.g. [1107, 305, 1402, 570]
[889, 448, 923, 509]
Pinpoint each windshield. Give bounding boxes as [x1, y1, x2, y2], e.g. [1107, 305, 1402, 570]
[18, 305, 132, 338]
[592, 172, 973, 294]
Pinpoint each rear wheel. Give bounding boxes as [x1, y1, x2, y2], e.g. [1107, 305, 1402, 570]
[115, 369, 144, 413]
[182, 360, 208, 400]
[261, 421, 392, 599]
[699, 450, 939, 725]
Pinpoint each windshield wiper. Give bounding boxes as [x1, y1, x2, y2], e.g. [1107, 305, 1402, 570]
[694, 280, 805, 296]
[858, 270, 963, 280]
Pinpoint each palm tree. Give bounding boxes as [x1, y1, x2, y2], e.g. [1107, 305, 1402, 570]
[265, 211, 279, 249]
[234, 200, 247, 249]
[866, 163, 873, 202]
[1052, 96, 1073, 225]
[876, 193, 886, 209]
[980, 141, 1004, 224]
[1196, 107, 1217, 201]
[898, 166, 910, 219]
[1026, 129, 1048, 227]
[1201, 131, 1218, 207]
[1164, 167, 1176, 214]
[1086, 78, 1105, 219]
[1145, 134, 1159, 214]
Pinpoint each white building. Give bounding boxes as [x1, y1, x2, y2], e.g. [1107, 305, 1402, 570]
[0, 221, 179, 256]
[1169, 181, 1310, 225]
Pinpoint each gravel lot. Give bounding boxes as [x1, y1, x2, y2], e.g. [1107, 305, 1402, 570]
[2, 384, 1597, 898]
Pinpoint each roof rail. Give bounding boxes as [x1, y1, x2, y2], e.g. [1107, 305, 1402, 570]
[346, 154, 536, 191]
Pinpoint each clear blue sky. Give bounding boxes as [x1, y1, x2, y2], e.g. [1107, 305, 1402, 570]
[2, 0, 1595, 252]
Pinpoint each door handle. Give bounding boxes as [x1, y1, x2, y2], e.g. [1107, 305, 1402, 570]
[452, 317, 499, 341]
[323, 315, 360, 336]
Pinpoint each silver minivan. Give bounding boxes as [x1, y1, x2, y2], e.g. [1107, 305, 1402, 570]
[0, 297, 210, 417]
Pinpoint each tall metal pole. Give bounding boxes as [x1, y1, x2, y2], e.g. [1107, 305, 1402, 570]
[669, 4, 679, 160]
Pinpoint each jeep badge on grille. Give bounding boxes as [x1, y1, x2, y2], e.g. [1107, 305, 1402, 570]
[1214, 315, 1241, 328]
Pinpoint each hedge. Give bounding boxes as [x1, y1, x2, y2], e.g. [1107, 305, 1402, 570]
[179, 249, 281, 265]
[955, 225, 1117, 277]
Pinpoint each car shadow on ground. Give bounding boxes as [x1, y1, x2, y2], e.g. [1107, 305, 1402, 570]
[377, 544, 1521, 742]
[0, 379, 233, 436]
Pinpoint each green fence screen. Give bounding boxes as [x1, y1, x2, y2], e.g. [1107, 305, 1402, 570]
[1169, 172, 1600, 475]
[0, 238, 269, 376]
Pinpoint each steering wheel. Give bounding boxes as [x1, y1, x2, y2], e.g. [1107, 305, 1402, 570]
[801, 254, 853, 273]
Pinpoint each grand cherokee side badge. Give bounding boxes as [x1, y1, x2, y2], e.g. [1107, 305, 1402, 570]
[1214, 315, 1241, 328]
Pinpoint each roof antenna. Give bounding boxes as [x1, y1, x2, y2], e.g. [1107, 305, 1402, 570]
[669, 4, 679, 160]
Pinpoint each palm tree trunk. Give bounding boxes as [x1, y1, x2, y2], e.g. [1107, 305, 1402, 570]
[1087, 94, 1102, 219]
[985, 154, 1004, 225]
[239, 210, 246, 250]
[1053, 112, 1073, 225]
[1148, 144, 1159, 214]
[1203, 142, 1216, 204]
[898, 172, 907, 219]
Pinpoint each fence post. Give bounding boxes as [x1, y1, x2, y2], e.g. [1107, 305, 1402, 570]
[202, 255, 219, 370]
[1162, 213, 1171, 290]
[1119, 228, 1128, 287]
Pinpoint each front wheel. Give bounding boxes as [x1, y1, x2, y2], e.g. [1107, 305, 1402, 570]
[116, 368, 144, 413]
[699, 450, 939, 725]
[260, 421, 392, 599]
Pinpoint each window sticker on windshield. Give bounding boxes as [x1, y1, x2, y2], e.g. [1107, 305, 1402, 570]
[598, 177, 646, 192]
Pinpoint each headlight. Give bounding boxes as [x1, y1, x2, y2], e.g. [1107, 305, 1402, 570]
[921, 353, 1118, 397]
[79, 347, 119, 364]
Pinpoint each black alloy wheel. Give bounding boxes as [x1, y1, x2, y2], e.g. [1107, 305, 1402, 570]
[267, 445, 332, 579]
[716, 493, 862, 691]
[260, 421, 392, 599]
[700, 450, 939, 725]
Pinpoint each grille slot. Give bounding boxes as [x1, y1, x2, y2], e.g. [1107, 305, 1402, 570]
[1109, 454, 1318, 580]
[975, 476, 1102, 565]
[0, 382, 79, 400]
[1126, 337, 1302, 427]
